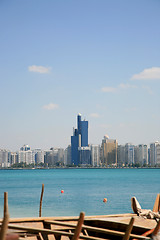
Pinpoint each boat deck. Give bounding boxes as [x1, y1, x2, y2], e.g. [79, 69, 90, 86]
[1, 213, 158, 240]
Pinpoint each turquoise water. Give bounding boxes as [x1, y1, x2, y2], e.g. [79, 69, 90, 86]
[0, 168, 159, 218]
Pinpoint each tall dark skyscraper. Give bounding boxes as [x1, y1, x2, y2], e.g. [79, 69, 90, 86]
[71, 114, 88, 165]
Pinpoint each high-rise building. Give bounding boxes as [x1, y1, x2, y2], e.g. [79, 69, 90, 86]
[117, 145, 125, 166]
[138, 144, 148, 166]
[10, 152, 18, 165]
[150, 142, 159, 166]
[156, 143, 160, 166]
[101, 135, 118, 166]
[125, 143, 134, 165]
[78, 146, 91, 165]
[91, 145, 100, 167]
[64, 145, 71, 166]
[34, 149, 44, 164]
[0, 149, 10, 168]
[18, 145, 35, 165]
[71, 114, 88, 165]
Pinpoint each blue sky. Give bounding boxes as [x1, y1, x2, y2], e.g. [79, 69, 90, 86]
[0, 0, 160, 151]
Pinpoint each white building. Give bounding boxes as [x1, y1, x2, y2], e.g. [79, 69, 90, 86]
[34, 150, 44, 164]
[0, 149, 10, 168]
[18, 145, 35, 165]
[125, 143, 134, 165]
[117, 145, 125, 166]
[138, 144, 148, 165]
[150, 142, 159, 166]
[91, 145, 100, 167]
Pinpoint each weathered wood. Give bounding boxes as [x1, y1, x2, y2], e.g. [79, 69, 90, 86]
[44, 219, 150, 239]
[152, 219, 160, 236]
[122, 217, 134, 240]
[0, 213, 9, 240]
[2, 222, 150, 240]
[39, 184, 44, 217]
[0, 192, 9, 240]
[72, 212, 84, 240]
[0, 213, 136, 223]
[5, 224, 108, 240]
[4, 192, 9, 216]
[37, 232, 44, 240]
[83, 229, 89, 236]
[153, 193, 160, 212]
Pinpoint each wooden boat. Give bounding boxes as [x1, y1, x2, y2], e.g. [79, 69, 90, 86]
[0, 190, 160, 240]
[0, 212, 159, 240]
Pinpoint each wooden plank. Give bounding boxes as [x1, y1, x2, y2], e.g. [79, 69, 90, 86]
[153, 194, 160, 212]
[43, 220, 150, 240]
[152, 219, 160, 236]
[72, 212, 84, 240]
[39, 184, 45, 217]
[44, 218, 151, 237]
[0, 213, 137, 223]
[122, 217, 134, 240]
[0, 192, 9, 240]
[6, 224, 109, 240]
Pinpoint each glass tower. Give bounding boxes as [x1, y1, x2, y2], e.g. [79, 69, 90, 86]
[71, 114, 88, 165]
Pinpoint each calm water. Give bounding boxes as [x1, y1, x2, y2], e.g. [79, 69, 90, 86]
[0, 168, 159, 218]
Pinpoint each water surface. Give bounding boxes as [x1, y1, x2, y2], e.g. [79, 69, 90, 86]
[0, 168, 159, 218]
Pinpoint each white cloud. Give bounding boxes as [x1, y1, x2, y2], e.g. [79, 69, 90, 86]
[28, 65, 51, 74]
[43, 103, 59, 110]
[131, 67, 160, 80]
[119, 83, 137, 89]
[101, 83, 137, 93]
[90, 113, 100, 118]
[101, 87, 117, 93]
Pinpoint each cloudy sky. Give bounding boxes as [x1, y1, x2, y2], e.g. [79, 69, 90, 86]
[0, 0, 160, 151]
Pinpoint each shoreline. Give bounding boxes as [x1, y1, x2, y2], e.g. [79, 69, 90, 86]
[0, 166, 160, 170]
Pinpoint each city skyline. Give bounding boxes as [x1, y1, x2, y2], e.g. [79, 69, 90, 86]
[0, 1, 160, 151]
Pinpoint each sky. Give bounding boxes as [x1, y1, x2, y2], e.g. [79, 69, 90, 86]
[0, 0, 160, 151]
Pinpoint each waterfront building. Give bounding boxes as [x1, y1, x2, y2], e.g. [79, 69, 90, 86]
[117, 145, 125, 166]
[64, 145, 71, 166]
[148, 148, 151, 165]
[34, 149, 44, 164]
[10, 152, 18, 165]
[150, 142, 159, 166]
[71, 114, 88, 165]
[44, 150, 52, 166]
[143, 145, 148, 165]
[18, 150, 26, 163]
[18, 145, 35, 165]
[44, 148, 64, 166]
[156, 143, 160, 166]
[101, 135, 118, 166]
[78, 146, 91, 165]
[0, 149, 10, 168]
[91, 144, 100, 167]
[138, 144, 148, 166]
[125, 143, 134, 165]
[20, 144, 30, 151]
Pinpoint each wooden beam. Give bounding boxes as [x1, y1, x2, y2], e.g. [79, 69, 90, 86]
[43, 220, 149, 240]
[39, 184, 44, 217]
[153, 194, 160, 212]
[152, 220, 160, 236]
[72, 212, 85, 240]
[122, 217, 135, 240]
[0, 192, 9, 240]
[0, 213, 136, 223]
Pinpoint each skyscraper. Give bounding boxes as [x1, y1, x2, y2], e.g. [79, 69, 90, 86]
[101, 135, 118, 166]
[71, 114, 88, 165]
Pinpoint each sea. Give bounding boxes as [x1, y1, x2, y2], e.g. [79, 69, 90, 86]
[0, 168, 159, 218]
